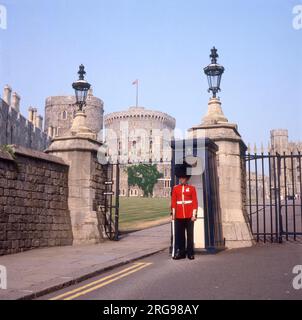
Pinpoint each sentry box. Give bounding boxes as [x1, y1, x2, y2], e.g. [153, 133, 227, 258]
[170, 138, 225, 253]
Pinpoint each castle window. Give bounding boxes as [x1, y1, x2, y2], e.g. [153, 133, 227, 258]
[132, 141, 137, 155]
[62, 111, 67, 120]
[118, 141, 122, 156]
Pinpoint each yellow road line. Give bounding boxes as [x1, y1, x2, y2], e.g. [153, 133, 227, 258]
[50, 262, 148, 301]
[64, 263, 152, 300]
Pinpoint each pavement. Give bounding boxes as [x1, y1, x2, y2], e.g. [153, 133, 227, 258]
[2, 221, 302, 300]
[42, 241, 302, 300]
[0, 224, 171, 300]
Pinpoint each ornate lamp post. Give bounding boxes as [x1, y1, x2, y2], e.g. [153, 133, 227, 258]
[70, 64, 95, 138]
[204, 47, 225, 98]
[72, 64, 91, 112]
[202, 47, 228, 124]
[187, 47, 253, 249]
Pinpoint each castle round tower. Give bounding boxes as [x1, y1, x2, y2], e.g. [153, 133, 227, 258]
[104, 106, 176, 197]
[45, 89, 104, 138]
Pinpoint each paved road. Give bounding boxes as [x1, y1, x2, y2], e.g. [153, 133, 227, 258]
[40, 243, 302, 300]
[0, 224, 170, 300]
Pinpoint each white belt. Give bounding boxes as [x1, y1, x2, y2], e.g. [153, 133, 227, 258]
[177, 200, 193, 205]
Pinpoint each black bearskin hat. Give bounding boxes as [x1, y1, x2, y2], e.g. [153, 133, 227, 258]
[174, 161, 192, 179]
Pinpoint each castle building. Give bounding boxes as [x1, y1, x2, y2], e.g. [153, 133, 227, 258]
[44, 88, 104, 139]
[104, 106, 176, 198]
[0, 85, 50, 151]
[247, 129, 302, 203]
[270, 129, 301, 198]
[1, 82, 175, 198]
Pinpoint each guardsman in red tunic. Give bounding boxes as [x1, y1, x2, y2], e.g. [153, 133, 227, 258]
[171, 174, 198, 260]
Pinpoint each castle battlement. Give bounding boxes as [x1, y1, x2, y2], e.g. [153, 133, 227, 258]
[104, 106, 176, 129]
[45, 90, 103, 107]
[0, 85, 51, 151]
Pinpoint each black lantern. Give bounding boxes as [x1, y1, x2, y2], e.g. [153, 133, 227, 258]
[204, 47, 225, 98]
[72, 64, 91, 112]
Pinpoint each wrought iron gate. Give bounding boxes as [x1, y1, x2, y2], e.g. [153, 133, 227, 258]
[98, 163, 120, 241]
[245, 152, 302, 243]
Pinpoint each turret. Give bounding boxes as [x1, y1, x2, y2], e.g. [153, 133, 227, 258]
[11, 92, 21, 112]
[2, 85, 12, 106]
[270, 129, 289, 153]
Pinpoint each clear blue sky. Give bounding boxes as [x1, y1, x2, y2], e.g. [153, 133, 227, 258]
[0, 0, 301, 146]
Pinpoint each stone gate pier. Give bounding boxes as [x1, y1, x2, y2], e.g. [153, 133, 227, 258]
[189, 97, 253, 248]
[46, 113, 106, 245]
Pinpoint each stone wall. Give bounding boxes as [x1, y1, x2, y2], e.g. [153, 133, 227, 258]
[0, 146, 73, 256]
[0, 98, 50, 151]
[46, 136, 107, 244]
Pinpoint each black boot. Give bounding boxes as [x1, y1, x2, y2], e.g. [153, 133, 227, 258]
[173, 250, 186, 260]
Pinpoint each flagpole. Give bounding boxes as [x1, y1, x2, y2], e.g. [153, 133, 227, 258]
[132, 79, 139, 107]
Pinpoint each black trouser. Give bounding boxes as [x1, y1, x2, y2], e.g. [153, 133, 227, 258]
[175, 218, 194, 256]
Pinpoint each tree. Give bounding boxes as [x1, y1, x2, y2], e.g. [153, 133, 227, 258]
[126, 164, 163, 197]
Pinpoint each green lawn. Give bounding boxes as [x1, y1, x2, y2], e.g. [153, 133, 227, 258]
[118, 197, 171, 232]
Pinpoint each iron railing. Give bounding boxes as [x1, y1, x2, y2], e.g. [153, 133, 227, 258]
[98, 163, 120, 241]
[245, 152, 302, 242]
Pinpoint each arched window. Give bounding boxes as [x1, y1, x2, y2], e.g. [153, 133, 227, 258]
[132, 141, 137, 156]
[62, 111, 67, 120]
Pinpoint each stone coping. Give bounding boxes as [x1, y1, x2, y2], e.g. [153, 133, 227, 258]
[189, 122, 239, 134]
[46, 135, 103, 154]
[188, 123, 247, 151]
[0, 150, 14, 161]
[0, 145, 68, 166]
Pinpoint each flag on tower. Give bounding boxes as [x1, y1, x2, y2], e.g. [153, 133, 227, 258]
[132, 79, 138, 86]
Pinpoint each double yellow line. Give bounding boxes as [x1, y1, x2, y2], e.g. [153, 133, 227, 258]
[50, 262, 152, 300]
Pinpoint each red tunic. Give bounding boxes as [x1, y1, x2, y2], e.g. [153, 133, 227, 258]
[171, 184, 198, 219]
